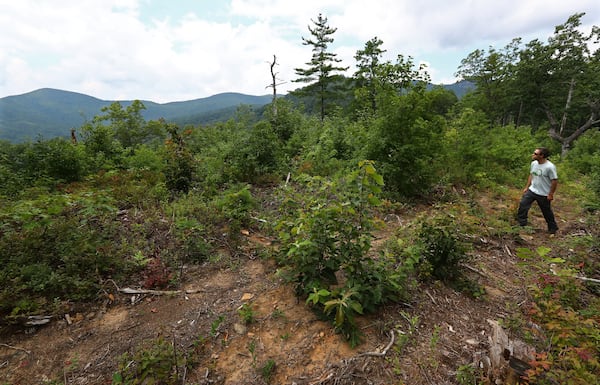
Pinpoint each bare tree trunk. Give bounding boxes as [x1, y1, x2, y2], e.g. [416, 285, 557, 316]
[548, 108, 600, 158]
[516, 101, 523, 128]
[559, 78, 576, 135]
[270, 55, 278, 118]
[266, 54, 285, 120]
[545, 77, 600, 157]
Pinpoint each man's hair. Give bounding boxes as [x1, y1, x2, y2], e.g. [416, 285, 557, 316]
[537, 147, 550, 158]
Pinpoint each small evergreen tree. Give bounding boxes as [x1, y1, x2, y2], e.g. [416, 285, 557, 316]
[353, 37, 387, 114]
[164, 122, 194, 194]
[293, 13, 349, 121]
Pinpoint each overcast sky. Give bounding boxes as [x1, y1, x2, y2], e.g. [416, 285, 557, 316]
[1, 0, 599, 103]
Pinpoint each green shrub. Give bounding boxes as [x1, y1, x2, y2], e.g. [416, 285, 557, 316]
[86, 170, 168, 209]
[0, 189, 141, 319]
[276, 161, 407, 346]
[113, 337, 183, 385]
[260, 359, 276, 383]
[216, 185, 256, 235]
[238, 303, 256, 324]
[589, 159, 600, 206]
[223, 120, 284, 184]
[514, 247, 600, 384]
[299, 117, 356, 177]
[80, 121, 125, 170]
[364, 89, 446, 198]
[0, 163, 23, 197]
[173, 217, 213, 264]
[564, 129, 600, 175]
[167, 191, 227, 267]
[34, 138, 89, 183]
[124, 144, 165, 172]
[418, 216, 470, 283]
[0, 138, 91, 195]
[444, 109, 537, 187]
[164, 123, 194, 194]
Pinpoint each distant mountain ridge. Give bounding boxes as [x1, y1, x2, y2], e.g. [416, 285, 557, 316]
[436, 80, 474, 98]
[0, 88, 273, 142]
[0, 81, 473, 142]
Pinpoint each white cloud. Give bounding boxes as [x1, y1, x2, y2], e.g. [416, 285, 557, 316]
[1, 0, 599, 102]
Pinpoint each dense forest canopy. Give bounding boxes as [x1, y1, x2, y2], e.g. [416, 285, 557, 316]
[0, 12, 599, 385]
[456, 13, 600, 156]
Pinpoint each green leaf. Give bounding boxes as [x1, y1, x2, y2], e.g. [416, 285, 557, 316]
[112, 372, 123, 384]
[335, 306, 344, 326]
[367, 194, 381, 206]
[536, 246, 551, 258]
[364, 163, 377, 176]
[516, 247, 535, 259]
[323, 299, 340, 314]
[350, 301, 363, 314]
[371, 173, 384, 186]
[306, 293, 318, 305]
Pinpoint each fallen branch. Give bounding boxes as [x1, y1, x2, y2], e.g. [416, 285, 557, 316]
[424, 290, 437, 305]
[575, 275, 600, 284]
[119, 288, 182, 296]
[250, 216, 268, 223]
[462, 263, 486, 277]
[25, 315, 52, 326]
[307, 330, 396, 384]
[549, 269, 600, 284]
[419, 362, 435, 385]
[185, 288, 205, 294]
[107, 279, 204, 296]
[359, 329, 395, 357]
[308, 372, 334, 385]
[0, 343, 31, 355]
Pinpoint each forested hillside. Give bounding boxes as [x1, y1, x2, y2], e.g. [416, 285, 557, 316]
[0, 13, 598, 385]
[0, 83, 472, 143]
[0, 89, 272, 142]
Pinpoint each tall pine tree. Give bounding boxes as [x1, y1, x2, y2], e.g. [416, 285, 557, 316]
[293, 13, 348, 121]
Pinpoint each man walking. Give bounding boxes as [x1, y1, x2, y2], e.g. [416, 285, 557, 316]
[517, 147, 559, 234]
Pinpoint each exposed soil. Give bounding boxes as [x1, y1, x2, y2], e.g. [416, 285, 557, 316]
[0, 188, 595, 385]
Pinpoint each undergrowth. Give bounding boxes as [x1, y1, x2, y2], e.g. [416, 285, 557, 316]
[516, 245, 600, 384]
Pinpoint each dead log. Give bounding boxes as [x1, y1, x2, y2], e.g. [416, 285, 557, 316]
[118, 287, 182, 296]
